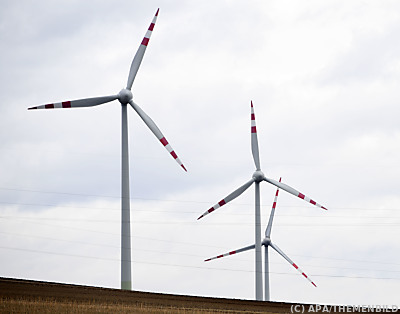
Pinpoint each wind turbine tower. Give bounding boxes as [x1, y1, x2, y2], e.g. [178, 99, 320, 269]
[28, 9, 186, 290]
[205, 179, 317, 301]
[198, 101, 326, 300]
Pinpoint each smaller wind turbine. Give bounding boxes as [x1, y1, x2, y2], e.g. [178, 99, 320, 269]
[204, 179, 317, 301]
[198, 101, 327, 301]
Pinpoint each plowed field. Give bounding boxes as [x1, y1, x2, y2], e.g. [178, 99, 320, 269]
[0, 277, 295, 313]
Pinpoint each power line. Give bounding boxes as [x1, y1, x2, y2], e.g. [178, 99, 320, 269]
[3, 230, 400, 275]
[2, 215, 400, 227]
[2, 187, 400, 212]
[1, 226, 400, 270]
[0, 245, 399, 281]
[2, 201, 400, 219]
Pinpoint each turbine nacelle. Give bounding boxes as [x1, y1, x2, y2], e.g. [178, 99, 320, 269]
[118, 89, 133, 105]
[261, 237, 271, 246]
[252, 170, 265, 183]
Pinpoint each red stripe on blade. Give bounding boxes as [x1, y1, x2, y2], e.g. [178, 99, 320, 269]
[160, 137, 168, 146]
[310, 200, 316, 205]
[293, 263, 298, 269]
[251, 126, 257, 133]
[207, 207, 215, 214]
[156, 8, 159, 16]
[229, 251, 236, 255]
[181, 165, 187, 172]
[312, 282, 317, 287]
[272, 202, 277, 209]
[217, 255, 223, 259]
[251, 113, 255, 120]
[141, 37, 150, 46]
[170, 151, 178, 159]
[149, 23, 155, 31]
[62, 101, 71, 108]
[302, 273, 308, 278]
[45, 104, 54, 109]
[218, 200, 226, 207]
[298, 193, 305, 199]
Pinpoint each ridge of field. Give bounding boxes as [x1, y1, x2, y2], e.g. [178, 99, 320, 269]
[0, 277, 294, 313]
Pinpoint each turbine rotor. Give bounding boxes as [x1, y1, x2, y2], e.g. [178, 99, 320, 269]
[261, 237, 271, 246]
[252, 170, 265, 183]
[118, 89, 133, 105]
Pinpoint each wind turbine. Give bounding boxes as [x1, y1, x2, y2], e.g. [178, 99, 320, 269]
[28, 9, 186, 290]
[197, 101, 326, 301]
[204, 179, 317, 301]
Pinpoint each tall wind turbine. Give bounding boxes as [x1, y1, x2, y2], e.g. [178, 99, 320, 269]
[197, 101, 326, 301]
[28, 9, 186, 290]
[204, 179, 317, 301]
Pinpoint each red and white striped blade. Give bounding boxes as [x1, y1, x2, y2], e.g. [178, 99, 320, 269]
[197, 178, 255, 220]
[250, 101, 261, 171]
[126, 8, 159, 90]
[204, 244, 255, 262]
[265, 177, 281, 237]
[28, 95, 118, 110]
[264, 177, 327, 210]
[129, 100, 186, 171]
[269, 242, 317, 287]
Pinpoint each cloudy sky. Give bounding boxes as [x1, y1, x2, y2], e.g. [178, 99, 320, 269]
[1, 0, 400, 306]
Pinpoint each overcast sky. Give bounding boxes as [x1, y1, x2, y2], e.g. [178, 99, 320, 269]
[1, 0, 400, 306]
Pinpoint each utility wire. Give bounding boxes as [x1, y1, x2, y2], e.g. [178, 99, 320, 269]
[1, 230, 400, 275]
[1, 224, 400, 269]
[2, 215, 400, 227]
[2, 201, 400, 219]
[0, 245, 399, 281]
[1, 187, 399, 212]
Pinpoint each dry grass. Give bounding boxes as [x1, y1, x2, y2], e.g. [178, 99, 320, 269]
[0, 278, 291, 313]
[0, 297, 273, 314]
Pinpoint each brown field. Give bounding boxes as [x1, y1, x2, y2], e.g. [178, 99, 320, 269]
[0, 277, 298, 313]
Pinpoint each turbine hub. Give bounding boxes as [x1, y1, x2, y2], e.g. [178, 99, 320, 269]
[262, 237, 271, 246]
[118, 89, 133, 105]
[252, 170, 265, 183]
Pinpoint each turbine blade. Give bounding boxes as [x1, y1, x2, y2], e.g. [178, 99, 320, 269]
[28, 95, 118, 110]
[264, 177, 327, 210]
[204, 244, 255, 262]
[265, 177, 281, 237]
[197, 178, 255, 220]
[250, 101, 261, 170]
[269, 242, 317, 287]
[126, 8, 159, 90]
[129, 100, 186, 171]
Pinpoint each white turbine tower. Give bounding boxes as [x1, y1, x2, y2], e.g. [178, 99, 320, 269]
[198, 101, 326, 301]
[204, 179, 317, 301]
[28, 9, 186, 291]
